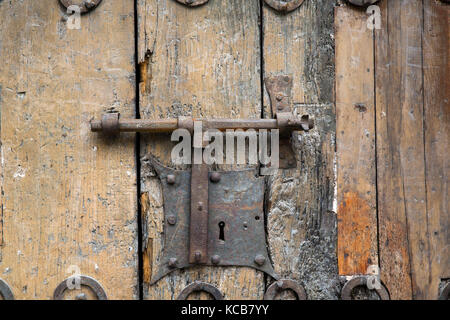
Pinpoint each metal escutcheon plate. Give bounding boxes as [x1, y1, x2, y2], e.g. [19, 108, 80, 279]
[148, 157, 279, 284]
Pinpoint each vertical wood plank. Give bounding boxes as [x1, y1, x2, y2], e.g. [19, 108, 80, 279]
[263, 0, 338, 299]
[375, 0, 426, 300]
[422, 0, 449, 297]
[335, 5, 378, 276]
[0, 1, 137, 299]
[138, 0, 264, 300]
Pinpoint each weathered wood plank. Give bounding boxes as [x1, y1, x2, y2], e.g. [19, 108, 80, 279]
[0, 1, 138, 299]
[375, 0, 426, 300]
[138, 0, 264, 300]
[263, 0, 338, 299]
[422, 0, 449, 297]
[335, 5, 378, 276]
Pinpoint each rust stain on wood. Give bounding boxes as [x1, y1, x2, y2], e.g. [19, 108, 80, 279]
[337, 192, 376, 275]
[335, 6, 378, 277]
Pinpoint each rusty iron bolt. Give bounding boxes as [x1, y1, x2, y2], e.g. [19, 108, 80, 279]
[194, 251, 202, 262]
[254, 255, 266, 266]
[75, 293, 87, 300]
[211, 255, 221, 265]
[167, 215, 177, 225]
[167, 174, 176, 185]
[210, 172, 221, 183]
[168, 258, 178, 268]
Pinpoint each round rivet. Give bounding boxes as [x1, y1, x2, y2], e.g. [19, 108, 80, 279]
[211, 255, 221, 265]
[167, 174, 176, 185]
[168, 258, 178, 268]
[197, 202, 204, 211]
[167, 215, 177, 225]
[194, 251, 202, 262]
[75, 293, 87, 300]
[84, 0, 96, 9]
[276, 280, 284, 290]
[210, 172, 221, 183]
[254, 255, 266, 266]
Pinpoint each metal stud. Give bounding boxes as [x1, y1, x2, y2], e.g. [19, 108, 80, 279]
[210, 172, 221, 183]
[194, 251, 202, 263]
[254, 255, 266, 266]
[167, 174, 176, 185]
[167, 215, 177, 225]
[168, 258, 178, 268]
[211, 255, 221, 265]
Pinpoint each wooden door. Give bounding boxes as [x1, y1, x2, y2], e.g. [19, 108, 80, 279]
[0, 0, 447, 300]
[137, 0, 336, 300]
[336, 0, 449, 300]
[0, 0, 138, 299]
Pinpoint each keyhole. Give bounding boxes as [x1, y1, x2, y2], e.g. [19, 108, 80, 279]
[218, 221, 225, 241]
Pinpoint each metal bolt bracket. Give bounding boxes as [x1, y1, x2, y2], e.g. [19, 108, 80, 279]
[53, 275, 107, 300]
[265, 75, 311, 169]
[264, 279, 307, 300]
[177, 282, 224, 300]
[59, 0, 102, 14]
[0, 278, 14, 300]
[341, 276, 390, 300]
[264, 0, 305, 13]
[175, 0, 209, 7]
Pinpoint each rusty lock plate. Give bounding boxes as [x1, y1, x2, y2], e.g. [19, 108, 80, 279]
[149, 158, 278, 284]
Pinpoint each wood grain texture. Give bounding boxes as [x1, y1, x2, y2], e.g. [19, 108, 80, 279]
[335, 5, 378, 276]
[422, 0, 449, 295]
[0, 1, 138, 299]
[263, 0, 338, 299]
[375, 0, 425, 300]
[263, 0, 334, 107]
[138, 0, 264, 300]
